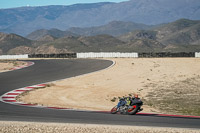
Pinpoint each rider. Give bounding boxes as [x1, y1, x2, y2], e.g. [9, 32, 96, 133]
[126, 94, 138, 106]
[126, 97, 131, 106]
[117, 94, 138, 108]
[117, 98, 126, 108]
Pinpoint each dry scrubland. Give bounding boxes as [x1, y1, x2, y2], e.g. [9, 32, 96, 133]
[18, 58, 200, 116]
[0, 121, 200, 133]
[0, 60, 26, 72]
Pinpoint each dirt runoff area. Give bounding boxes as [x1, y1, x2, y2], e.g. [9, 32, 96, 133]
[0, 60, 26, 72]
[0, 121, 200, 133]
[18, 58, 200, 115]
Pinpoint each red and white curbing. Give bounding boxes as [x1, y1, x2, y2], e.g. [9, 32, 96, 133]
[10, 62, 35, 71]
[0, 84, 75, 110]
[0, 84, 46, 105]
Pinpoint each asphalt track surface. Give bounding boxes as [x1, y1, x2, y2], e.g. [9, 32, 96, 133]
[0, 59, 200, 129]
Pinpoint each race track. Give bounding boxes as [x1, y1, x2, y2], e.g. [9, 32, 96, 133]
[0, 59, 200, 129]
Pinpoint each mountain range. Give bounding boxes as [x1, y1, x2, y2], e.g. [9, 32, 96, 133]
[1, 19, 200, 55]
[0, 0, 200, 36]
[26, 21, 152, 40]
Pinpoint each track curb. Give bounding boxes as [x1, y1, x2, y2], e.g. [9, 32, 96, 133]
[0, 61, 34, 73]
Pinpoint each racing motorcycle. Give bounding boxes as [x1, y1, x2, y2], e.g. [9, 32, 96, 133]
[111, 96, 143, 115]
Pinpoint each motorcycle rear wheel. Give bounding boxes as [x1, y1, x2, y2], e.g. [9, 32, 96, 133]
[127, 104, 139, 115]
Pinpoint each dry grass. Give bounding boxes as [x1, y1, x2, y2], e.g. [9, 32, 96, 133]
[144, 76, 200, 115]
[0, 60, 26, 72]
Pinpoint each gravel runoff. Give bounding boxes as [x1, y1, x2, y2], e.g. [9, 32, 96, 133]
[0, 121, 199, 133]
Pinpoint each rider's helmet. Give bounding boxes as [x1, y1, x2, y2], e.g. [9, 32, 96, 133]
[134, 94, 138, 98]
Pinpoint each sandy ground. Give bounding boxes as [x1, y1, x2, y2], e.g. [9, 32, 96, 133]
[0, 121, 199, 133]
[18, 58, 200, 114]
[0, 60, 26, 72]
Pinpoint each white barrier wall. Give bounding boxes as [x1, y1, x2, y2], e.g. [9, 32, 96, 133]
[195, 52, 200, 58]
[77, 52, 138, 58]
[0, 54, 29, 59]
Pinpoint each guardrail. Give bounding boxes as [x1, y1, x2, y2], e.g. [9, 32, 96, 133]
[195, 52, 200, 58]
[0, 54, 28, 59]
[0, 52, 200, 59]
[77, 52, 138, 58]
[28, 53, 77, 58]
[138, 52, 195, 58]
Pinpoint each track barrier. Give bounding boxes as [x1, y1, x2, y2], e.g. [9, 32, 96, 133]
[0, 54, 28, 59]
[0, 52, 200, 59]
[138, 52, 195, 58]
[28, 53, 76, 58]
[77, 52, 138, 58]
[195, 52, 200, 58]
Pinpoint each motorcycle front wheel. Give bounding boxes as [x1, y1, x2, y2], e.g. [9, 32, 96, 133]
[111, 105, 118, 114]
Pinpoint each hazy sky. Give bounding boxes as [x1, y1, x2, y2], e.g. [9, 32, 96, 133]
[0, 0, 128, 9]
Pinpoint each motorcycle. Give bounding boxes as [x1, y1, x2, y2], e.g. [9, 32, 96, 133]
[111, 96, 143, 115]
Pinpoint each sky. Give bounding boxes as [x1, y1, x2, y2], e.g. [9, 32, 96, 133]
[0, 0, 127, 9]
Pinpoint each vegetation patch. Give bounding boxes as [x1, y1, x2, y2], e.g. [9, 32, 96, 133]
[143, 76, 200, 116]
[0, 60, 26, 71]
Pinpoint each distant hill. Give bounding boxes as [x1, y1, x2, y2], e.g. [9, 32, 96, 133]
[6, 34, 126, 54]
[27, 21, 151, 40]
[37, 35, 57, 42]
[1, 0, 200, 36]
[163, 45, 200, 53]
[116, 39, 165, 52]
[119, 19, 200, 48]
[155, 19, 200, 45]
[118, 30, 157, 42]
[45, 36, 85, 51]
[45, 35, 125, 52]
[26, 29, 77, 40]
[68, 21, 152, 36]
[0, 32, 32, 54]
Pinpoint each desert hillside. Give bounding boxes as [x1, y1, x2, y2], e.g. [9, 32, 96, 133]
[1, 19, 200, 54]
